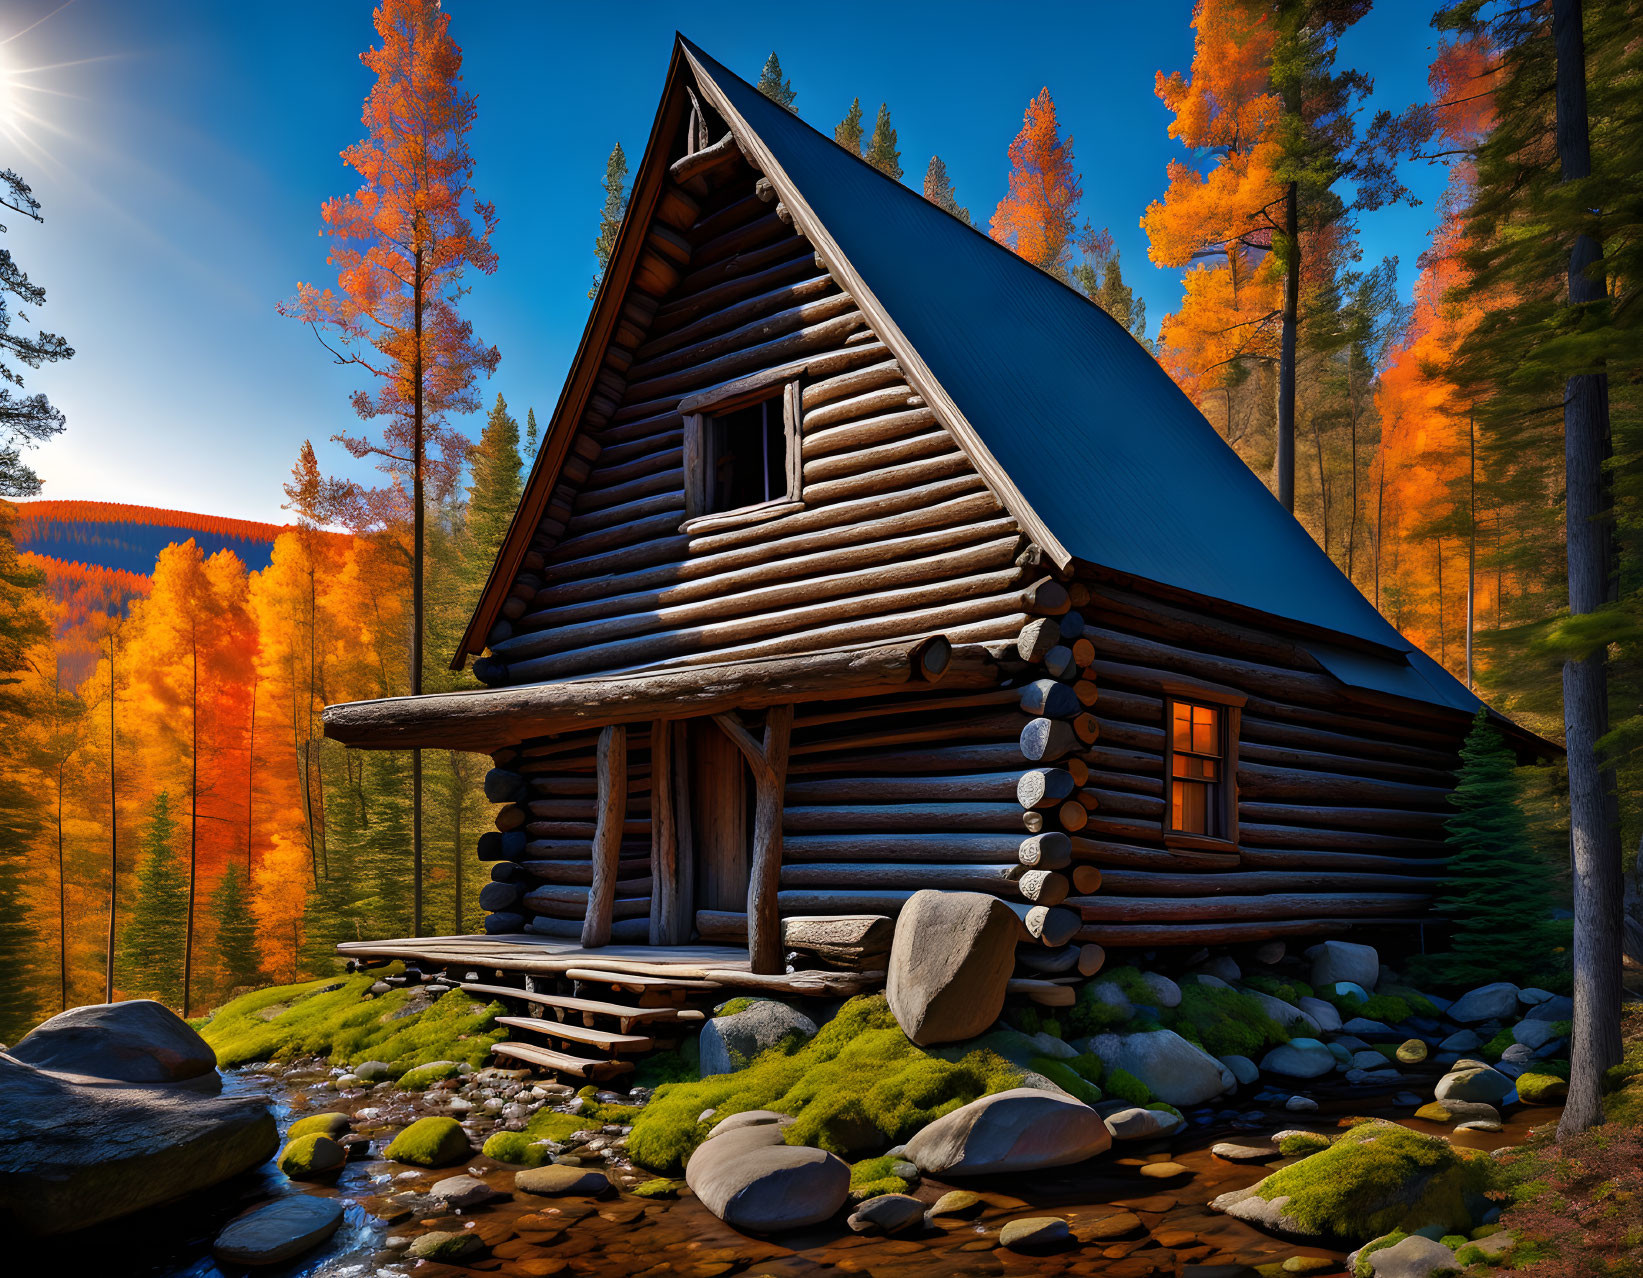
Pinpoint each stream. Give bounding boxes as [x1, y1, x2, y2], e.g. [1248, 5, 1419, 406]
[16, 1059, 1557, 1278]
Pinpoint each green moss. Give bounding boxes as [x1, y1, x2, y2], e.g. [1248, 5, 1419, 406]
[1256, 1120, 1494, 1240]
[1482, 1028, 1516, 1061]
[1379, 986, 1440, 1019]
[1100, 966, 1151, 1004]
[1065, 983, 1135, 1036]
[1147, 1102, 1184, 1126]
[523, 1111, 600, 1143]
[277, 1132, 344, 1178]
[571, 1086, 643, 1125]
[482, 1131, 550, 1166]
[397, 1060, 461, 1090]
[625, 995, 1022, 1174]
[197, 973, 504, 1072]
[715, 997, 757, 1018]
[1106, 1067, 1151, 1106]
[1439, 1234, 1468, 1249]
[634, 1046, 697, 1089]
[1163, 982, 1291, 1057]
[1357, 995, 1414, 1025]
[631, 1178, 681, 1199]
[848, 1154, 910, 1199]
[1353, 1230, 1409, 1278]
[286, 1112, 349, 1141]
[1279, 1131, 1332, 1156]
[1514, 1072, 1569, 1104]
[1031, 1056, 1103, 1105]
[384, 1115, 470, 1167]
[1245, 974, 1316, 1004]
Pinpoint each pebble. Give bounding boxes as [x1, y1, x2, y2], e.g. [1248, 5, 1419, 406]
[928, 1190, 983, 1218]
[1086, 1211, 1144, 1239]
[1283, 1257, 1337, 1273]
[515, 1165, 610, 1196]
[429, 1174, 501, 1209]
[1139, 1161, 1188, 1179]
[1212, 1142, 1279, 1163]
[1285, 1095, 1319, 1112]
[999, 1217, 1071, 1250]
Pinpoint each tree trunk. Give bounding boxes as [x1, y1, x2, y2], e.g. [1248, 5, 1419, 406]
[452, 750, 464, 935]
[1466, 408, 1476, 689]
[412, 244, 425, 938]
[245, 668, 257, 877]
[1374, 447, 1386, 609]
[183, 626, 198, 1019]
[58, 757, 67, 1011]
[1553, 0, 1621, 1141]
[1276, 155, 1300, 513]
[105, 626, 117, 1004]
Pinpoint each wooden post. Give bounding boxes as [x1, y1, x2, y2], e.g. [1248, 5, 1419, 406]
[581, 724, 628, 947]
[648, 719, 684, 945]
[712, 705, 794, 974]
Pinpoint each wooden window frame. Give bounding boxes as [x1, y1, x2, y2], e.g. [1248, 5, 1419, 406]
[1161, 683, 1242, 853]
[680, 374, 804, 535]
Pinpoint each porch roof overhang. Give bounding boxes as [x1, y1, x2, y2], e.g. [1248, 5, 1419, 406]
[322, 637, 1000, 754]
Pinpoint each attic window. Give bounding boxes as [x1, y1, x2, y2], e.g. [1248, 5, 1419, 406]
[681, 378, 803, 532]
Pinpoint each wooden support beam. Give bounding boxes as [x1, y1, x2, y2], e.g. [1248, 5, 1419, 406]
[580, 724, 628, 948]
[727, 705, 793, 974]
[648, 718, 685, 945]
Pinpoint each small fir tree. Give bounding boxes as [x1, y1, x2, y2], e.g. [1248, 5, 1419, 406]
[523, 406, 539, 461]
[210, 862, 263, 998]
[1422, 712, 1567, 988]
[865, 104, 902, 180]
[755, 52, 796, 111]
[835, 98, 865, 156]
[922, 156, 970, 224]
[589, 142, 629, 299]
[120, 791, 188, 1007]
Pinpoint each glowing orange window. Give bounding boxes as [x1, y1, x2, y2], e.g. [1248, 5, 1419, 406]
[1169, 701, 1224, 836]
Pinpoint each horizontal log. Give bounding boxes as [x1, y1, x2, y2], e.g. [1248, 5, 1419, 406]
[1238, 823, 1447, 853]
[636, 272, 836, 366]
[1018, 832, 1072, 869]
[780, 862, 1026, 892]
[805, 385, 921, 432]
[801, 357, 903, 411]
[624, 311, 865, 404]
[784, 771, 1024, 804]
[1238, 801, 1448, 834]
[628, 291, 856, 387]
[782, 833, 1023, 863]
[1020, 679, 1079, 718]
[1236, 760, 1453, 809]
[1095, 868, 1439, 896]
[792, 709, 1026, 758]
[1238, 846, 1449, 873]
[1010, 902, 1081, 946]
[1076, 918, 1425, 948]
[669, 131, 743, 184]
[1071, 891, 1429, 923]
[518, 858, 651, 885]
[1071, 865, 1102, 894]
[1006, 979, 1076, 1007]
[1018, 767, 1076, 810]
[788, 742, 1035, 777]
[783, 802, 1029, 833]
[1020, 717, 1077, 761]
[804, 406, 935, 459]
[1068, 837, 1241, 872]
[527, 914, 650, 943]
[1017, 869, 1068, 905]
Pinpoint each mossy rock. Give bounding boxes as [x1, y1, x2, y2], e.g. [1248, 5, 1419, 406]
[397, 1060, 461, 1090]
[1277, 1131, 1332, 1157]
[1351, 1230, 1409, 1278]
[287, 1111, 350, 1141]
[385, 1116, 470, 1167]
[631, 1178, 682, 1199]
[1515, 1071, 1568, 1104]
[482, 1130, 550, 1166]
[407, 1230, 485, 1261]
[1250, 1120, 1494, 1240]
[277, 1132, 346, 1178]
[1105, 1067, 1151, 1106]
[625, 994, 1021, 1174]
[848, 1154, 910, 1200]
[1395, 1039, 1428, 1065]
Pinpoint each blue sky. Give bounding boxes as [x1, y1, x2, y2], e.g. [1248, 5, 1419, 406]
[4, 0, 1451, 524]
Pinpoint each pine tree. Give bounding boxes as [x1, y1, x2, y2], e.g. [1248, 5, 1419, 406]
[0, 835, 40, 1041]
[1414, 713, 1567, 988]
[465, 393, 523, 578]
[523, 406, 539, 462]
[589, 142, 629, 300]
[210, 862, 262, 999]
[1073, 231, 1149, 347]
[120, 791, 188, 1007]
[835, 98, 865, 156]
[0, 169, 74, 496]
[756, 52, 796, 112]
[865, 104, 902, 180]
[922, 156, 970, 224]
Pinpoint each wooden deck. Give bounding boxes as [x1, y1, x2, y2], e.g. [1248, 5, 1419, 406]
[335, 932, 884, 997]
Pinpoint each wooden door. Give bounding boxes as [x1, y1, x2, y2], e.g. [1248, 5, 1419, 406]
[687, 719, 750, 913]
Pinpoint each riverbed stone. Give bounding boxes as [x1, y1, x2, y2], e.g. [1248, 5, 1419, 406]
[515, 1164, 610, 1196]
[0, 1050, 277, 1236]
[1308, 941, 1380, 992]
[407, 1230, 485, 1261]
[278, 1133, 346, 1178]
[1260, 1039, 1336, 1079]
[698, 1001, 816, 1076]
[1219, 1054, 1260, 1086]
[353, 1060, 392, 1083]
[1137, 972, 1182, 1009]
[1244, 991, 1323, 1036]
[1448, 983, 1520, 1024]
[847, 1193, 926, 1235]
[999, 1216, 1072, 1250]
[1439, 1029, 1482, 1052]
[1104, 1106, 1175, 1141]
[906, 1087, 1110, 1175]
[1512, 1019, 1562, 1051]
[886, 890, 1019, 1045]
[430, 1173, 503, 1208]
[685, 1122, 849, 1231]
[928, 1189, 984, 1217]
[1434, 1065, 1513, 1105]
[384, 1116, 469, 1167]
[9, 999, 217, 1083]
[1212, 1142, 1280, 1163]
[1089, 1028, 1235, 1105]
[1396, 1039, 1429, 1064]
[212, 1195, 346, 1266]
[1523, 995, 1573, 1022]
[287, 1111, 351, 1141]
[1297, 997, 1343, 1033]
[1415, 1099, 1500, 1125]
[1362, 1234, 1458, 1278]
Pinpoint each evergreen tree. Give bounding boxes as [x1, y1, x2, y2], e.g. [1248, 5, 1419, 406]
[120, 791, 188, 1007]
[210, 862, 262, 998]
[523, 406, 539, 463]
[922, 156, 970, 224]
[835, 98, 865, 156]
[756, 52, 796, 112]
[1414, 713, 1567, 988]
[465, 393, 523, 580]
[1073, 236, 1149, 348]
[0, 836, 40, 1042]
[865, 104, 902, 180]
[589, 142, 629, 300]
[0, 169, 74, 496]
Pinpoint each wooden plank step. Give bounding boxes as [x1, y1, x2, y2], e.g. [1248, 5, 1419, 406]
[492, 1040, 634, 1082]
[460, 982, 696, 1032]
[564, 966, 720, 992]
[495, 1015, 653, 1053]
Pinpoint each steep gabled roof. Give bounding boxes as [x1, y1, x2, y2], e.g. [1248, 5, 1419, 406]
[459, 34, 1487, 722]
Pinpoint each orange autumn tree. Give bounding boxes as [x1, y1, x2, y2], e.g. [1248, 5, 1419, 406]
[281, 0, 498, 936]
[991, 89, 1083, 277]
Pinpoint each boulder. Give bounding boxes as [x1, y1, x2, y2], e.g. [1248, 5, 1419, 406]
[384, 1116, 469, 1167]
[885, 891, 1018, 1045]
[1361, 1234, 1458, 1278]
[1434, 1066, 1513, 1105]
[1259, 1039, 1336, 1079]
[1324, 980, 1370, 1003]
[1438, 1029, 1482, 1052]
[1512, 1020, 1562, 1051]
[684, 1122, 849, 1232]
[847, 1193, 926, 1235]
[407, 1230, 485, 1261]
[9, 1000, 216, 1084]
[0, 1052, 276, 1236]
[277, 1133, 346, 1178]
[1307, 941, 1380, 992]
[1447, 983, 1520, 1025]
[999, 1216, 1072, 1250]
[698, 1002, 816, 1076]
[1104, 1107, 1176, 1141]
[1087, 1029, 1234, 1105]
[352, 1060, 392, 1083]
[1518, 987, 1558, 1005]
[905, 1088, 1110, 1175]
[515, 1164, 609, 1196]
[1523, 995, 1573, 1022]
[430, 1173, 503, 1208]
[1243, 991, 1322, 1036]
[1219, 1054, 1260, 1086]
[928, 1189, 984, 1218]
[1198, 956, 1242, 982]
[1342, 1017, 1398, 1039]
[213, 1196, 345, 1266]
[1415, 1099, 1501, 1125]
[287, 1112, 351, 1141]
[1297, 997, 1343, 1033]
[1085, 981, 1135, 1018]
[1136, 972, 1182, 1009]
[1515, 1073, 1568, 1104]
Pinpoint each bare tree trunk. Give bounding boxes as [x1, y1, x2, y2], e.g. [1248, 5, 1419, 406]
[1275, 140, 1300, 513]
[1554, 0, 1622, 1141]
[1466, 407, 1476, 690]
[1436, 537, 1446, 668]
[245, 669, 257, 877]
[58, 756, 67, 1011]
[412, 244, 425, 938]
[183, 625, 199, 1019]
[1347, 360, 1360, 582]
[1375, 446, 1386, 609]
[105, 626, 117, 1004]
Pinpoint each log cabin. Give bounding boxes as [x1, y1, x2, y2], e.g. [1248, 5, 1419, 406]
[321, 37, 1550, 1079]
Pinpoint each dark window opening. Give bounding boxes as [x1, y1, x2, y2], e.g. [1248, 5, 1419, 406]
[1169, 700, 1224, 836]
[705, 397, 787, 514]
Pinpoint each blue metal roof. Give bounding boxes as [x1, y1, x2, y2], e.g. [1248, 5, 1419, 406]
[682, 39, 1483, 717]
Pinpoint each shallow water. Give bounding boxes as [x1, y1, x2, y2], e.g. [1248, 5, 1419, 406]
[14, 1062, 1558, 1278]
